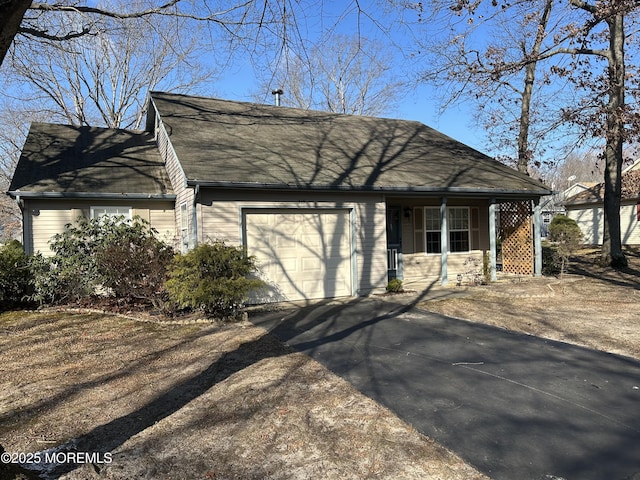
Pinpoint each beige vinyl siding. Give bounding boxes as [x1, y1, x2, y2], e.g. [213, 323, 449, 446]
[622, 203, 640, 244]
[149, 208, 177, 243]
[403, 250, 485, 285]
[23, 199, 175, 255]
[198, 189, 388, 296]
[27, 203, 73, 256]
[154, 111, 192, 250]
[567, 201, 640, 245]
[567, 205, 602, 244]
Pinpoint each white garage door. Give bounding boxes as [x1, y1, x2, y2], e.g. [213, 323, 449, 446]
[245, 209, 353, 301]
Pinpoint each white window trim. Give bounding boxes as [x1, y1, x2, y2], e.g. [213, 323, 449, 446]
[423, 206, 471, 254]
[180, 203, 189, 231]
[90, 206, 132, 221]
[424, 207, 442, 254]
[179, 203, 189, 251]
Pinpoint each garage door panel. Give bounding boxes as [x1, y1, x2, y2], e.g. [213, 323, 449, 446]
[301, 257, 322, 272]
[245, 209, 352, 301]
[277, 236, 297, 248]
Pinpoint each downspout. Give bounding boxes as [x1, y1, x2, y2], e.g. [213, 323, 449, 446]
[192, 184, 199, 248]
[440, 197, 448, 286]
[11, 193, 28, 253]
[533, 198, 542, 277]
[489, 199, 498, 281]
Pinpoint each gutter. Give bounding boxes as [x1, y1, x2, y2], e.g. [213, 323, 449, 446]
[185, 180, 551, 199]
[7, 191, 177, 200]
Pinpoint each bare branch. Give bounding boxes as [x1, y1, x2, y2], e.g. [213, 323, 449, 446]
[17, 25, 92, 41]
[29, 1, 255, 23]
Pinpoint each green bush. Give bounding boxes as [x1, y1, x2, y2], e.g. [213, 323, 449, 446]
[95, 226, 174, 309]
[165, 242, 264, 318]
[542, 242, 561, 276]
[547, 215, 583, 277]
[31, 216, 173, 306]
[0, 240, 32, 311]
[386, 278, 404, 293]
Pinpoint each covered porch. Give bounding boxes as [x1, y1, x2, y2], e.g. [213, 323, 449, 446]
[385, 196, 544, 287]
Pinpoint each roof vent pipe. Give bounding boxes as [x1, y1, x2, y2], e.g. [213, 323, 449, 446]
[271, 88, 283, 106]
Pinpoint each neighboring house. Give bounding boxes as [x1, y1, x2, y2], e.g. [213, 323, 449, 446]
[540, 182, 596, 237]
[564, 160, 640, 245]
[8, 92, 551, 302]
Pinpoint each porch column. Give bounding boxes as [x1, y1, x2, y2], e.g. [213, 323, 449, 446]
[489, 199, 497, 281]
[440, 197, 448, 286]
[533, 199, 542, 277]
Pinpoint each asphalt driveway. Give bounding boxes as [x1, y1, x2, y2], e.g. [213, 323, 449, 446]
[250, 295, 640, 480]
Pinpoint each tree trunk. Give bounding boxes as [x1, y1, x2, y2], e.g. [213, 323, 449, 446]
[516, 0, 553, 175]
[600, 10, 627, 268]
[0, 0, 31, 67]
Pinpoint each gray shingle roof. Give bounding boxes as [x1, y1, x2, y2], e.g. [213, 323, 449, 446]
[9, 123, 173, 197]
[149, 91, 550, 197]
[564, 170, 640, 205]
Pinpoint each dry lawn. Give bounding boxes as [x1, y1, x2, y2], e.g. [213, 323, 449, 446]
[0, 310, 486, 480]
[420, 247, 640, 360]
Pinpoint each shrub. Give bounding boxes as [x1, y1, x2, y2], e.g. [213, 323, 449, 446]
[547, 215, 583, 277]
[28, 253, 60, 306]
[166, 242, 264, 318]
[31, 216, 173, 306]
[386, 278, 404, 293]
[542, 242, 561, 276]
[0, 240, 32, 310]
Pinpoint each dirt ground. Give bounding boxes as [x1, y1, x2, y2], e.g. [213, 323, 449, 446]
[1, 247, 638, 480]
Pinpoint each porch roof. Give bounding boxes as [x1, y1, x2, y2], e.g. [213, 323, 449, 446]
[148, 92, 551, 199]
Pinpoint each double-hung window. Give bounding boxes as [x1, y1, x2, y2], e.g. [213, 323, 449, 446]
[419, 207, 471, 254]
[425, 208, 442, 253]
[448, 207, 470, 252]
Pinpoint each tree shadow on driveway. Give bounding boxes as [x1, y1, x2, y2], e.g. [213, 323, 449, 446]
[250, 291, 640, 480]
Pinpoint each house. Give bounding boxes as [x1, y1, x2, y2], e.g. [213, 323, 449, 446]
[564, 160, 640, 245]
[539, 182, 597, 237]
[8, 92, 551, 302]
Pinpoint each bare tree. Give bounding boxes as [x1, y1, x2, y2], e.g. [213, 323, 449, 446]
[546, 150, 604, 190]
[0, 102, 36, 241]
[5, 3, 214, 129]
[261, 34, 404, 116]
[0, 1, 280, 68]
[552, 0, 637, 267]
[413, 0, 640, 267]
[416, 0, 565, 173]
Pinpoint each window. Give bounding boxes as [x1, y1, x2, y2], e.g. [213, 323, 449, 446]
[180, 203, 189, 232]
[421, 207, 470, 254]
[425, 208, 441, 253]
[90, 206, 132, 221]
[180, 203, 189, 252]
[448, 207, 470, 252]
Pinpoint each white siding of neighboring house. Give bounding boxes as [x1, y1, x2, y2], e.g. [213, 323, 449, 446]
[567, 201, 640, 245]
[197, 189, 388, 297]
